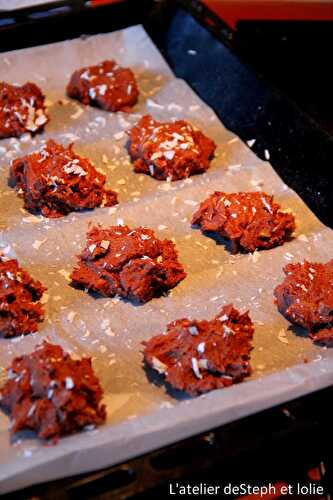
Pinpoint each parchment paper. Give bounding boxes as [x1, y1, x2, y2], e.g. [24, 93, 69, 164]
[0, 26, 332, 494]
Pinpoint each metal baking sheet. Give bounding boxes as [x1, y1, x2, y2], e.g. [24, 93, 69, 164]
[0, 25, 333, 494]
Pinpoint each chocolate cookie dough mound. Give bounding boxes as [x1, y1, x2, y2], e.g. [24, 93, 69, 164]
[127, 115, 216, 181]
[274, 260, 333, 346]
[192, 191, 295, 253]
[10, 140, 118, 218]
[0, 256, 46, 338]
[0, 81, 48, 139]
[70, 225, 186, 303]
[143, 305, 254, 396]
[67, 60, 139, 112]
[0, 342, 106, 440]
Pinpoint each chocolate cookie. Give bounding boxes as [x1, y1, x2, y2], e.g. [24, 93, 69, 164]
[67, 60, 139, 112]
[10, 139, 118, 218]
[192, 191, 295, 253]
[0, 81, 48, 139]
[143, 305, 254, 396]
[274, 259, 333, 346]
[0, 341, 106, 441]
[0, 256, 46, 338]
[70, 225, 186, 303]
[127, 115, 216, 181]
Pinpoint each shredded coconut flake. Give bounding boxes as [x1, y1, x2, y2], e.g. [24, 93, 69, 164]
[261, 196, 273, 214]
[67, 311, 77, 323]
[147, 99, 164, 110]
[65, 377, 74, 390]
[189, 326, 199, 336]
[32, 238, 47, 250]
[152, 357, 167, 374]
[100, 240, 110, 250]
[191, 357, 202, 379]
[164, 150, 175, 161]
[278, 329, 289, 344]
[113, 131, 125, 140]
[197, 342, 205, 354]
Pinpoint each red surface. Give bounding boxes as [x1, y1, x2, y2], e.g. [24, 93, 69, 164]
[91, 0, 122, 6]
[90, 0, 333, 23]
[204, 1, 333, 27]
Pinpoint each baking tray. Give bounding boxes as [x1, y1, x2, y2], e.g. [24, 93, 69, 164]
[0, 0, 333, 494]
[1, 0, 332, 228]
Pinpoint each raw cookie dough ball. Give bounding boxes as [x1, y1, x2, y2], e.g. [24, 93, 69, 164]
[127, 115, 216, 180]
[70, 225, 186, 303]
[67, 60, 139, 112]
[192, 191, 295, 253]
[0, 256, 46, 338]
[0, 342, 106, 440]
[0, 81, 48, 139]
[10, 140, 118, 218]
[144, 305, 254, 396]
[274, 259, 333, 346]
